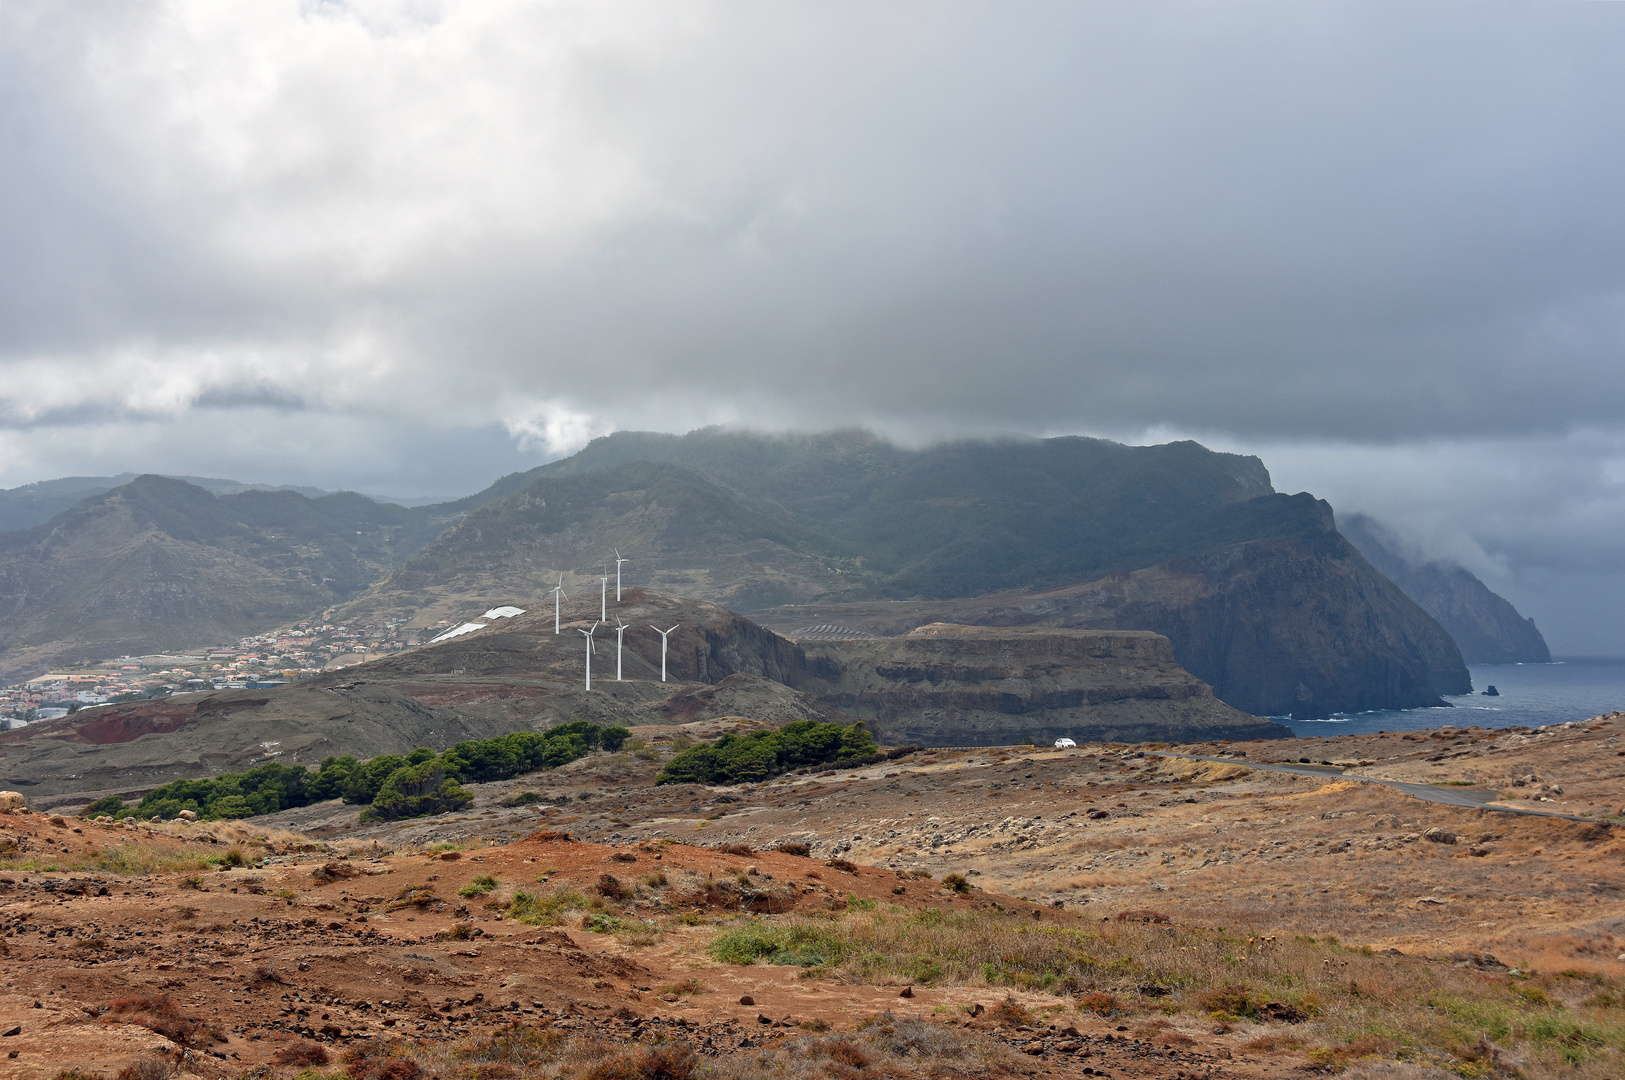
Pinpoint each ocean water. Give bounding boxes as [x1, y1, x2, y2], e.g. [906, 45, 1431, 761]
[1282, 657, 1625, 738]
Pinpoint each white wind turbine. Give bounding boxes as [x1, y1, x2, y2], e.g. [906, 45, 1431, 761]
[550, 574, 567, 635]
[579, 621, 600, 691]
[650, 623, 680, 682]
[599, 570, 610, 621]
[614, 618, 628, 681]
[614, 549, 630, 601]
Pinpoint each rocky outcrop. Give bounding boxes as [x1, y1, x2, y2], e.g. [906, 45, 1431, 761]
[795, 623, 1289, 746]
[372, 592, 1278, 742]
[1341, 514, 1551, 664]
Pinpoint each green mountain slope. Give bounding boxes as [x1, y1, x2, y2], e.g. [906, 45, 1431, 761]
[0, 474, 339, 534]
[346, 429, 1291, 624]
[0, 475, 478, 681]
[337, 430, 1467, 718]
[0, 430, 1472, 722]
[527, 428, 1279, 595]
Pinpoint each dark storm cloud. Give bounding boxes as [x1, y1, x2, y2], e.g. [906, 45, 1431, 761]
[2, 2, 1624, 648]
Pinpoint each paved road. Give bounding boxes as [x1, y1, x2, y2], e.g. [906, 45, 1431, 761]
[1149, 752, 1606, 823]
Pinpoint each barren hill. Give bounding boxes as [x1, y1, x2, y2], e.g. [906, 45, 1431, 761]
[0, 591, 1281, 798]
[3, 713, 1622, 1077]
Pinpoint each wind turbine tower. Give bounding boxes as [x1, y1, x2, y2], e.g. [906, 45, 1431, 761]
[614, 549, 630, 601]
[551, 574, 567, 635]
[650, 623, 680, 682]
[578, 621, 600, 691]
[599, 571, 609, 621]
[614, 619, 628, 681]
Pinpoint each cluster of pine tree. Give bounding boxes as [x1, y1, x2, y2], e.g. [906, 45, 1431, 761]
[79, 722, 630, 824]
[656, 720, 875, 785]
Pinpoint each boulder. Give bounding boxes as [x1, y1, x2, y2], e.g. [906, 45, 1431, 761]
[0, 792, 24, 811]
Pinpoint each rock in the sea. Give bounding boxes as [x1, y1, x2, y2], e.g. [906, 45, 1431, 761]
[1483, 685, 1499, 696]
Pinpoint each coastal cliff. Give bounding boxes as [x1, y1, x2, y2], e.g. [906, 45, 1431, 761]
[754, 497, 1473, 719]
[1342, 513, 1551, 665]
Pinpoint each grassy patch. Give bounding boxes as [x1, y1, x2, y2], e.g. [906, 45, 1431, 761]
[704, 907, 1625, 1076]
[457, 874, 499, 898]
[505, 888, 593, 926]
[708, 919, 842, 967]
[0, 843, 217, 876]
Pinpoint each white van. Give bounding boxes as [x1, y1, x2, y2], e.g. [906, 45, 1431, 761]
[1053, 738, 1077, 749]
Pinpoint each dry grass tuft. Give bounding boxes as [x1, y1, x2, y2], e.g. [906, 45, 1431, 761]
[102, 994, 225, 1049]
[702, 906, 1625, 1078]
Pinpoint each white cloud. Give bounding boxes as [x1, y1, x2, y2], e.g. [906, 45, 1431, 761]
[0, 323, 404, 424]
[501, 399, 613, 457]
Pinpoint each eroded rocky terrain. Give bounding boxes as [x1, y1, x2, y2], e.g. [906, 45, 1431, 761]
[3, 713, 1623, 1078]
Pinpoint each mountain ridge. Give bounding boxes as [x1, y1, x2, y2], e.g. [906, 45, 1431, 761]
[1341, 513, 1551, 665]
[0, 430, 1470, 722]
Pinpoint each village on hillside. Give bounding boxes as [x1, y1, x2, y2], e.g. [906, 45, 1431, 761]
[0, 613, 470, 726]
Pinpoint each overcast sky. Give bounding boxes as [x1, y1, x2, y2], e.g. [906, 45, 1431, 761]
[4, 2, 1625, 653]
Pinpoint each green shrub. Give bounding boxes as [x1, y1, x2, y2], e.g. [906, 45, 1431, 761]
[458, 874, 499, 898]
[96, 722, 627, 824]
[79, 795, 128, 818]
[709, 919, 842, 967]
[657, 721, 877, 786]
[358, 761, 473, 823]
[506, 889, 589, 925]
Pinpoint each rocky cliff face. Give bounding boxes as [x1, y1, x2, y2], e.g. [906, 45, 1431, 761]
[752, 497, 1472, 719]
[371, 592, 1278, 743]
[1086, 532, 1472, 718]
[1341, 514, 1551, 665]
[795, 624, 1289, 746]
